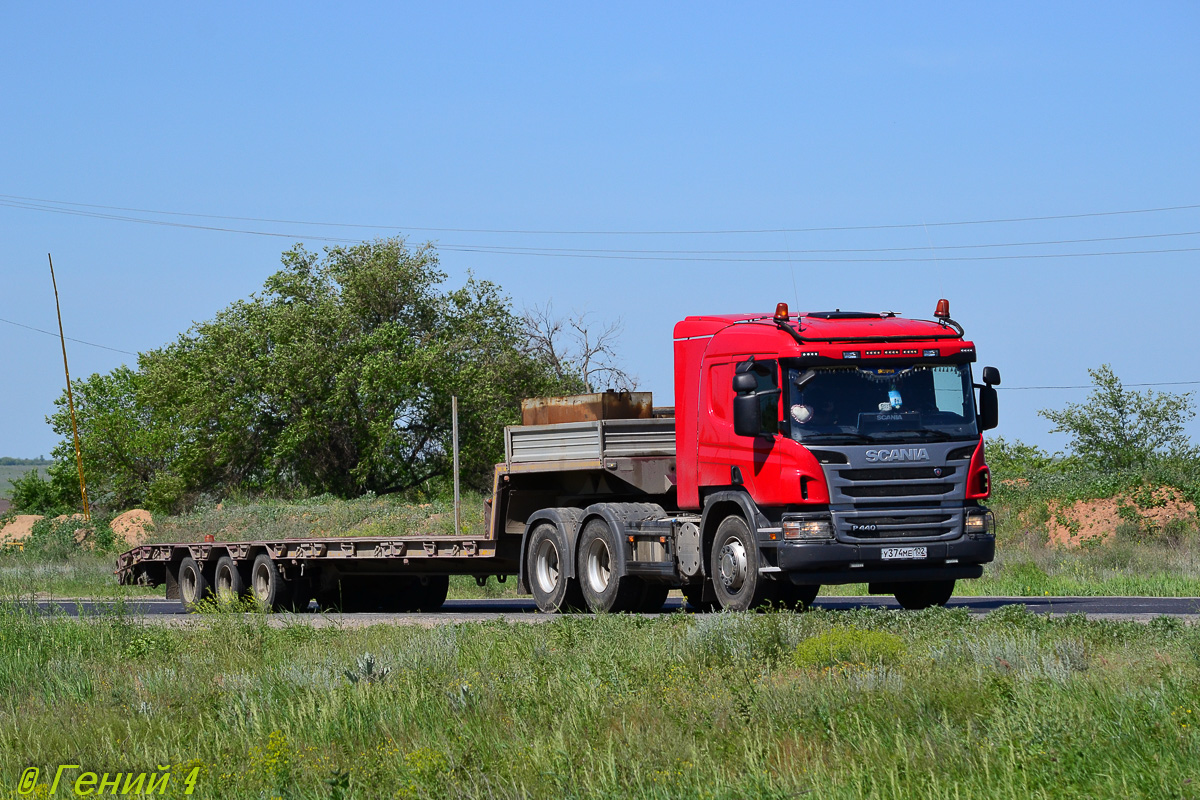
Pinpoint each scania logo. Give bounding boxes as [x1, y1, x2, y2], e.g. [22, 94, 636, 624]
[864, 448, 931, 463]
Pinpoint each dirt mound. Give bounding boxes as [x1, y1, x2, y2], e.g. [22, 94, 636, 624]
[0, 515, 44, 547]
[1047, 488, 1196, 547]
[111, 509, 153, 548]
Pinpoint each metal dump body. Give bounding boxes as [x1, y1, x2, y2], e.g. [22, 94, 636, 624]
[505, 417, 676, 465]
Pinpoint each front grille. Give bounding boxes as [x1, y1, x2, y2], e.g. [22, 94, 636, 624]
[838, 511, 958, 541]
[839, 466, 956, 481]
[842, 483, 955, 498]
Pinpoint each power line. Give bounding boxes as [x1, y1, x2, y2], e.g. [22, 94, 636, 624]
[1003, 380, 1200, 390]
[4, 198, 1200, 263]
[2, 191, 1199, 236]
[2, 311, 1200, 393]
[0, 316, 136, 355]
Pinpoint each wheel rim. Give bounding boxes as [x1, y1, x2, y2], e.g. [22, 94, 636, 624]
[252, 562, 272, 600]
[215, 565, 234, 598]
[584, 537, 611, 593]
[718, 539, 748, 591]
[180, 566, 198, 604]
[534, 538, 560, 594]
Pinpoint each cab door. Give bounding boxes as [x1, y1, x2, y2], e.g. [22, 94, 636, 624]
[698, 359, 782, 494]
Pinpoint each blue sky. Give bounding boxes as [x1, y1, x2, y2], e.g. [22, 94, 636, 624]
[2, 3, 1198, 458]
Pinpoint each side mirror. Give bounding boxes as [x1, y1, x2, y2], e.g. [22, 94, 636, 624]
[982, 366, 1001, 386]
[733, 394, 762, 437]
[733, 372, 757, 393]
[978, 385, 998, 431]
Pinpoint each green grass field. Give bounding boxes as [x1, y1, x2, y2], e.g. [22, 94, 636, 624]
[0, 464, 48, 500]
[0, 606, 1196, 799]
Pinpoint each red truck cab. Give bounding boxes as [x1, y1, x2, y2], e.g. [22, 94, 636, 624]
[673, 301, 998, 609]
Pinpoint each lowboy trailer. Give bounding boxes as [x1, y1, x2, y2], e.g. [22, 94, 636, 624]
[117, 299, 1000, 613]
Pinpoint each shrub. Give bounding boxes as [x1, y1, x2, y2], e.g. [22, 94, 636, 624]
[793, 628, 905, 668]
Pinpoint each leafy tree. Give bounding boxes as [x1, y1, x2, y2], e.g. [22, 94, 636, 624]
[983, 436, 1070, 477]
[48, 238, 585, 511]
[1038, 364, 1197, 471]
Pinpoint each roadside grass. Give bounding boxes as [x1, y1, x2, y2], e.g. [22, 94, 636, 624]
[0, 606, 1196, 799]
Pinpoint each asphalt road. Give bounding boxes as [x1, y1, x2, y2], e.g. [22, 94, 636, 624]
[25, 595, 1200, 626]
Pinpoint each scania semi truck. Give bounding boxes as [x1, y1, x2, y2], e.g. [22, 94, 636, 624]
[116, 299, 999, 613]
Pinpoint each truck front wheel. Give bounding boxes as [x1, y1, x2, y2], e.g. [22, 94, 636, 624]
[578, 518, 644, 613]
[893, 580, 955, 610]
[527, 523, 584, 613]
[710, 515, 772, 612]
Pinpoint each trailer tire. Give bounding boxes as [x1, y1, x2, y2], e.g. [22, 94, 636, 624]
[710, 515, 772, 611]
[636, 582, 670, 614]
[527, 523, 584, 613]
[178, 557, 211, 611]
[250, 554, 292, 611]
[894, 580, 955, 610]
[213, 556, 247, 602]
[774, 583, 819, 611]
[578, 518, 643, 613]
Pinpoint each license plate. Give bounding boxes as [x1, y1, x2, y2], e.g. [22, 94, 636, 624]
[882, 546, 927, 561]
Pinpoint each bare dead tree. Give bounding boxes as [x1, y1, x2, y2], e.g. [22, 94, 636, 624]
[521, 302, 638, 392]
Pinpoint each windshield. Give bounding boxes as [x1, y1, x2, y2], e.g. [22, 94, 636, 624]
[785, 361, 978, 443]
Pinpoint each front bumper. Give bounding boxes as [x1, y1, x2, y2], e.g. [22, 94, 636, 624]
[773, 534, 994, 586]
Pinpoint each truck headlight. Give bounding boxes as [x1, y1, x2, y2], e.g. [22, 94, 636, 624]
[965, 512, 994, 536]
[783, 519, 832, 540]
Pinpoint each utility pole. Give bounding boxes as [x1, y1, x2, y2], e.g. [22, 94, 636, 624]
[49, 254, 90, 521]
[452, 396, 461, 537]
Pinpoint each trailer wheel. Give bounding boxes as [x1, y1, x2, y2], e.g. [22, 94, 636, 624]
[250, 553, 292, 611]
[710, 515, 772, 612]
[578, 518, 643, 613]
[773, 583, 819, 611]
[178, 557, 211, 611]
[213, 556, 247, 602]
[636, 582, 670, 614]
[527, 523, 584, 613]
[894, 580, 955, 610]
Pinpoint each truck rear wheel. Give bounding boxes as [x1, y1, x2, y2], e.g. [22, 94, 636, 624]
[178, 557, 211, 611]
[636, 582, 670, 613]
[710, 515, 772, 612]
[578, 518, 643, 613]
[682, 581, 718, 612]
[894, 580, 955, 610]
[403, 575, 449, 612]
[213, 556, 246, 602]
[774, 583, 819, 611]
[250, 553, 293, 611]
[527, 523, 584, 613]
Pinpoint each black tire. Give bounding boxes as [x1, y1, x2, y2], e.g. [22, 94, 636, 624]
[636, 582, 670, 614]
[213, 556, 247, 602]
[250, 553, 293, 611]
[710, 515, 772, 611]
[577, 518, 643, 613]
[682, 582, 719, 613]
[527, 523, 585, 613]
[178, 556, 211, 612]
[404, 575, 449, 612]
[894, 580, 956, 610]
[774, 583, 820, 611]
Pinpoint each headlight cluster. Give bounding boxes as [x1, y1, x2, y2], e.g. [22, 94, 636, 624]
[783, 519, 833, 540]
[965, 512, 995, 536]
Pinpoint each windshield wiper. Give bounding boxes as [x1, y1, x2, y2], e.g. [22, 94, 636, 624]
[867, 430, 955, 442]
[798, 432, 874, 443]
